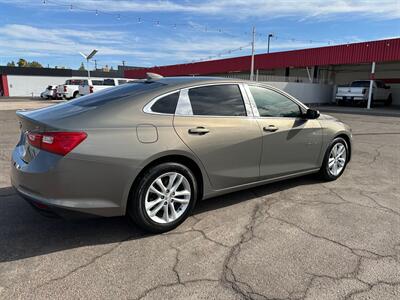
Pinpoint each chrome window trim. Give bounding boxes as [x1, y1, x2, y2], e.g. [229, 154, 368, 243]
[143, 89, 181, 115]
[175, 82, 252, 118]
[245, 83, 308, 119]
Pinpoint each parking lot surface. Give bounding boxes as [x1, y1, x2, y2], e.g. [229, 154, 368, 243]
[0, 99, 399, 299]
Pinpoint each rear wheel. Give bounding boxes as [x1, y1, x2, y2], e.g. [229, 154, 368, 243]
[127, 162, 198, 233]
[385, 94, 392, 106]
[72, 91, 79, 99]
[319, 137, 349, 181]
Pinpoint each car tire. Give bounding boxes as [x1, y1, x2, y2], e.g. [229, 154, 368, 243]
[127, 162, 198, 233]
[72, 91, 79, 99]
[385, 94, 392, 106]
[319, 137, 349, 181]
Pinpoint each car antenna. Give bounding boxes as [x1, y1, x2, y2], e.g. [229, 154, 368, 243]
[146, 72, 164, 81]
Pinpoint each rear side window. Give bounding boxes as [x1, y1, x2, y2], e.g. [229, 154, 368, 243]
[188, 84, 246, 116]
[150, 92, 179, 114]
[351, 81, 370, 87]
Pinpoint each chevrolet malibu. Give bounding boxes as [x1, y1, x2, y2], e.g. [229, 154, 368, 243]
[11, 76, 352, 232]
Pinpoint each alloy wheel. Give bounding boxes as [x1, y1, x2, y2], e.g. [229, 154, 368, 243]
[328, 142, 347, 176]
[144, 172, 191, 224]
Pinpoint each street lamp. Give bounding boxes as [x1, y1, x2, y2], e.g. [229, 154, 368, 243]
[79, 49, 98, 79]
[267, 33, 274, 53]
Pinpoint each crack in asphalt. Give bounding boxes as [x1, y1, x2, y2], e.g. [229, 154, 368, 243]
[163, 228, 231, 248]
[33, 234, 134, 291]
[320, 185, 400, 221]
[217, 190, 399, 300]
[220, 199, 281, 300]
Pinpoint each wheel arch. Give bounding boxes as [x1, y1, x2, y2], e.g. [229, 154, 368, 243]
[126, 154, 205, 213]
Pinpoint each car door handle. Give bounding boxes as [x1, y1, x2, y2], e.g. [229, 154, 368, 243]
[188, 127, 210, 135]
[263, 125, 279, 132]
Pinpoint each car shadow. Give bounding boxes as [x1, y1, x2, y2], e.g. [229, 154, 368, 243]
[0, 175, 322, 263]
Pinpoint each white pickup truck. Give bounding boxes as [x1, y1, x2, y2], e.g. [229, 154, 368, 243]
[56, 79, 87, 100]
[336, 80, 392, 106]
[78, 78, 131, 96]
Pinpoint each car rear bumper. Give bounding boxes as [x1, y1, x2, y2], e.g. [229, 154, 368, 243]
[10, 147, 134, 218]
[15, 186, 100, 219]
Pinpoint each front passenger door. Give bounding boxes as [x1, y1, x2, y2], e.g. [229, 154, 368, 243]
[247, 85, 323, 179]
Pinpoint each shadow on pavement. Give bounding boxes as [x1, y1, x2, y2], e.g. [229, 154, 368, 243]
[0, 175, 320, 263]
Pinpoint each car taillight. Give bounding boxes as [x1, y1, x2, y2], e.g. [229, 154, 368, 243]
[26, 131, 87, 156]
[63, 86, 67, 92]
[89, 86, 94, 93]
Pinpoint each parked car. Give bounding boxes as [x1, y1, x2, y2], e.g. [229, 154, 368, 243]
[56, 79, 87, 100]
[336, 80, 392, 106]
[40, 85, 57, 100]
[11, 75, 352, 233]
[78, 78, 132, 96]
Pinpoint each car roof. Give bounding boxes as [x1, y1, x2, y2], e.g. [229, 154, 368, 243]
[143, 76, 246, 90]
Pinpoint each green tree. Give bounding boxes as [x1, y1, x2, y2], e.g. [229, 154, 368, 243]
[78, 62, 86, 71]
[28, 61, 43, 68]
[17, 58, 28, 67]
[6, 61, 16, 67]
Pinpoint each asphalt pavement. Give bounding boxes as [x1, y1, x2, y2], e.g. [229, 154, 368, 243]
[0, 99, 399, 299]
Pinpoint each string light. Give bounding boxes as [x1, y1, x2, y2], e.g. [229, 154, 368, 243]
[186, 42, 252, 64]
[36, 0, 349, 47]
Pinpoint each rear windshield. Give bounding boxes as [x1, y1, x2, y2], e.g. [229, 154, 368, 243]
[66, 79, 85, 85]
[70, 82, 166, 107]
[351, 81, 370, 87]
[92, 80, 103, 86]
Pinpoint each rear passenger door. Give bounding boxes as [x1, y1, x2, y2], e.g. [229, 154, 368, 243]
[173, 83, 262, 190]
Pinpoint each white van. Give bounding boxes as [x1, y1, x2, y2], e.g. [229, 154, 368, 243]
[78, 78, 132, 96]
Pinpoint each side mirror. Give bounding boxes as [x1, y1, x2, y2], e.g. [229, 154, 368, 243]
[304, 108, 320, 119]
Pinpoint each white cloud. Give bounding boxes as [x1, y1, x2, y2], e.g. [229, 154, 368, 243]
[1, 0, 399, 19]
[0, 23, 253, 66]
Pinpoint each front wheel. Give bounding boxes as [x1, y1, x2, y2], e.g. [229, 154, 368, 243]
[127, 162, 198, 233]
[319, 137, 349, 181]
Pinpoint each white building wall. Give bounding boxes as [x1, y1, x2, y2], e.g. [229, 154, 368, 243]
[264, 81, 333, 104]
[6, 75, 112, 97]
[7, 75, 70, 97]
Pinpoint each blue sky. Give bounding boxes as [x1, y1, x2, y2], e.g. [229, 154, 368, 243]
[0, 0, 399, 69]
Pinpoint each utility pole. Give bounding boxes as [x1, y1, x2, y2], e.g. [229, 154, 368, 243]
[250, 26, 256, 81]
[94, 59, 98, 70]
[367, 62, 376, 110]
[122, 60, 125, 67]
[267, 33, 274, 53]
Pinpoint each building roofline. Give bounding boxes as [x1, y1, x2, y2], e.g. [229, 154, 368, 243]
[125, 38, 400, 79]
